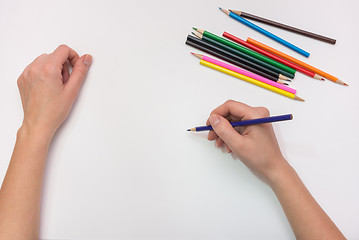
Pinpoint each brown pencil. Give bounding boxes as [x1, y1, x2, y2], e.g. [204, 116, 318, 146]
[230, 10, 336, 44]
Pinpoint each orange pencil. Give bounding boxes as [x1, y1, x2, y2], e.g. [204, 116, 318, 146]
[246, 37, 348, 86]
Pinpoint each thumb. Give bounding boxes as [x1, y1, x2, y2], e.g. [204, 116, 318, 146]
[65, 54, 92, 97]
[209, 114, 243, 148]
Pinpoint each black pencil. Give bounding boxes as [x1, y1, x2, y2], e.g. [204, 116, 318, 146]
[185, 36, 289, 84]
[192, 32, 294, 79]
[230, 10, 336, 45]
[186, 35, 290, 82]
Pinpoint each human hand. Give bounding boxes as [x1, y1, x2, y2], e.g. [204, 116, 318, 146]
[207, 100, 288, 182]
[17, 45, 92, 142]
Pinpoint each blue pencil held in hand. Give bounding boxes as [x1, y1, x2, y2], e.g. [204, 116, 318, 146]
[187, 114, 293, 132]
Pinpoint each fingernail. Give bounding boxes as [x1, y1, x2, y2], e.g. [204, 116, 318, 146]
[209, 115, 220, 127]
[84, 54, 93, 66]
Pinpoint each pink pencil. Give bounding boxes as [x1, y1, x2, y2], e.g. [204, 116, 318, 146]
[192, 53, 296, 94]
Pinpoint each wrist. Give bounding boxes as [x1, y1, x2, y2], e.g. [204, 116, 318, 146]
[17, 123, 54, 146]
[265, 159, 296, 188]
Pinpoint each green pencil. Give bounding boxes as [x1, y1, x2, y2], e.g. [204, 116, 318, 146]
[193, 28, 296, 78]
[192, 31, 295, 79]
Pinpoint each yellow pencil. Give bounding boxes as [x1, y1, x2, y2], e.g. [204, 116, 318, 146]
[200, 59, 304, 101]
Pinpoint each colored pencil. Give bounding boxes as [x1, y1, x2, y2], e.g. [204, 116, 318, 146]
[222, 32, 324, 80]
[192, 31, 295, 79]
[230, 10, 336, 45]
[192, 53, 296, 94]
[196, 59, 304, 101]
[219, 7, 310, 58]
[188, 114, 293, 132]
[192, 28, 296, 75]
[185, 36, 290, 84]
[246, 37, 348, 85]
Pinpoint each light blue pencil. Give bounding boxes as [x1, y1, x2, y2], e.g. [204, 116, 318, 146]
[219, 7, 310, 58]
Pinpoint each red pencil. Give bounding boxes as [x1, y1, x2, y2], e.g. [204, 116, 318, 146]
[223, 32, 324, 81]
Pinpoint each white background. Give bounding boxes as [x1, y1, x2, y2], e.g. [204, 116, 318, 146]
[1, 0, 358, 239]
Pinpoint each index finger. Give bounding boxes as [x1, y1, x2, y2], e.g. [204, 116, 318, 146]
[50, 44, 79, 66]
[206, 100, 253, 125]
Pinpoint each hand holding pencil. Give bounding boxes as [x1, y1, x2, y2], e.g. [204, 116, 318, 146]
[204, 100, 345, 239]
[206, 100, 287, 181]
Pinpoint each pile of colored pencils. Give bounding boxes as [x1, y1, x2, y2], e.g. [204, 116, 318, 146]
[185, 7, 348, 101]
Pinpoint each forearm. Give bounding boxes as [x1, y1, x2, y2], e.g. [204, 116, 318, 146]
[268, 161, 345, 240]
[0, 126, 52, 240]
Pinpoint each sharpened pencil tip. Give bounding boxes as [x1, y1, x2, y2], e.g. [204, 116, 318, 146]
[294, 95, 305, 102]
[192, 27, 197, 31]
[335, 79, 347, 85]
[219, 7, 229, 15]
[191, 31, 202, 39]
[284, 83, 289, 86]
[321, 78, 325, 81]
[190, 52, 194, 55]
[191, 32, 198, 38]
[187, 129, 190, 131]
[191, 53, 202, 59]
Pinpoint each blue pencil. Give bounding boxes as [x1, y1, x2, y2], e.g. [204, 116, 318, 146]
[219, 8, 310, 58]
[187, 114, 293, 132]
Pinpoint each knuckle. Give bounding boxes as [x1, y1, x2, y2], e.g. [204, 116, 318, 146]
[58, 44, 69, 50]
[42, 62, 57, 76]
[22, 65, 31, 77]
[28, 64, 40, 76]
[214, 126, 225, 136]
[225, 99, 235, 105]
[216, 127, 231, 139]
[17, 77, 22, 88]
[34, 53, 47, 61]
[256, 107, 270, 117]
[76, 66, 88, 76]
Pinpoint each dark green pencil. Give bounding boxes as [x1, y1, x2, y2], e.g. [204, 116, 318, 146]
[193, 28, 296, 79]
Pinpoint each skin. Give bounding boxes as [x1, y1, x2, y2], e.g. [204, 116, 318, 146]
[0, 45, 92, 240]
[207, 100, 345, 240]
[0, 47, 344, 239]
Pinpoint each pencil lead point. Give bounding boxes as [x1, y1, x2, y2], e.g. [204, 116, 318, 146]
[284, 83, 289, 86]
[190, 52, 194, 55]
[344, 83, 349, 86]
[191, 31, 202, 39]
[219, 7, 221, 10]
[219, 7, 229, 15]
[321, 78, 325, 81]
[192, 27, 197, 31]
[187, 129, 190, 131]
